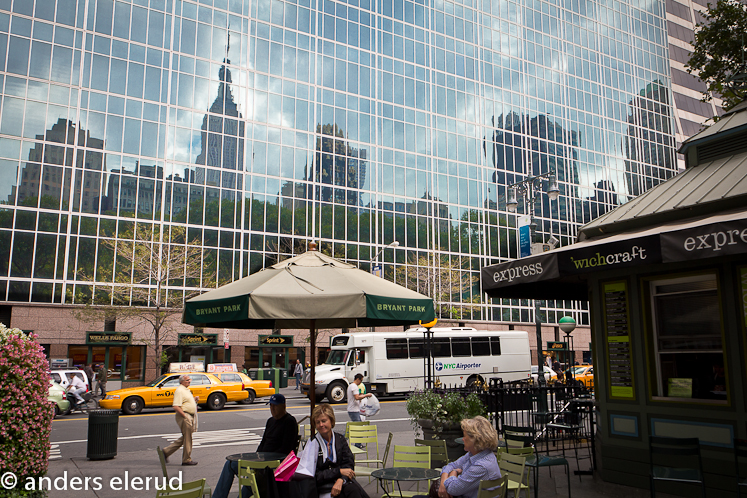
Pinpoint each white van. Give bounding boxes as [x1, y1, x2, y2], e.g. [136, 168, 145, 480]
[302, 327, 531, 403]
[49, 369, 91, 391]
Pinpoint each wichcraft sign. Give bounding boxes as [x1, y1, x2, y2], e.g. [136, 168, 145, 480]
[661, 218, 747, 262]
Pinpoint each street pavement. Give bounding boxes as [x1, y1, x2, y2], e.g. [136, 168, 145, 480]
[38, 386, 674, 498]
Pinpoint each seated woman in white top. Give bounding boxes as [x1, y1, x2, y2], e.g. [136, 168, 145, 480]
[296, 403, 368, 498]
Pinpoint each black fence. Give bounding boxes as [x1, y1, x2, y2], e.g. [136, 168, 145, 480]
[433, 377, 597, 472]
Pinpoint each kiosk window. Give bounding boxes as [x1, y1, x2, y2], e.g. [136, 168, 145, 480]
[452, 338, 471, 356]
[650, 274, 724, 401]
[490, 338, 501, 355]
[471, 337, 491, 356]
[386, 339, 408, 359]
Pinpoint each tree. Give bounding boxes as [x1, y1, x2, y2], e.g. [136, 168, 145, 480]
[687, 0, 747, 111]
[396, 255, 481, 320]
[75, 225, 217, 376]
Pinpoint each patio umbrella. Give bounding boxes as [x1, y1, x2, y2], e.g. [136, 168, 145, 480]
[182, 244, 435, 419]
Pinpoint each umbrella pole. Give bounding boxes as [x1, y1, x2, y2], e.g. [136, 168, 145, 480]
[309, 319, 316, 427]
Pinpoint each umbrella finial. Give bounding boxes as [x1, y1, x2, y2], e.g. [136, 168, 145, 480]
[309, 241, 317, 251]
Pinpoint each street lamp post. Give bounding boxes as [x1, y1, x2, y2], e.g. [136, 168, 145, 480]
[369, 241, 400, 277]
[560, 316, 577, 383]
[507, 169, 559, 385]
[369, 241, 399, 332]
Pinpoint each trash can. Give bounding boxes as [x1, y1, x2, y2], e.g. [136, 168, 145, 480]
[87, 409, 119, 460]
[261, 368, 281, 393]
[247, 368, 259, 380]
[279, 368, 288, 388]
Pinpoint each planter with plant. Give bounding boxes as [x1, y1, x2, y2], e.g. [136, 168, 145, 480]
[406, 389, 488, 460]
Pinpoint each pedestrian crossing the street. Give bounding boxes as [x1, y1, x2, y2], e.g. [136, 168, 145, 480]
[163, 428, 262, 449]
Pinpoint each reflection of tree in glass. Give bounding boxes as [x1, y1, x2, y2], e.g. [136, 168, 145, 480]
[74, 225, 218, 375]
[396, 255, 480, 320]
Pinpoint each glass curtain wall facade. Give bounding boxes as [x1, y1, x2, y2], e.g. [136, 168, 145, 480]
[0, 0, 677, 324]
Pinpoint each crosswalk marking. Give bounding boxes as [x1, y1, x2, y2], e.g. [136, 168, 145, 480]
[49, 444, 61, 460]
[162, 428, 262, 448]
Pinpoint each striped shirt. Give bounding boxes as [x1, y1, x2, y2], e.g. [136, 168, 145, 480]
[442, 450, 501, 498]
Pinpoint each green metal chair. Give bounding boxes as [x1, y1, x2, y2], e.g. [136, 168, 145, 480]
[390, 444, 431, 497]
[155, 478, 205, 498]
[238, 459, 282, 498]
[415, 438, 449, 471]
[649, 436, 705, 497]
[499, 451, 530, 498]
[503, 425, 570, 498]
[477, 475, 509, 498]
[157, 446, 211, 498]
[353, 430, 393, 480]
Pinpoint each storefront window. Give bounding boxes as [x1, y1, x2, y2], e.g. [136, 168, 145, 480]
[109, 347, 123, 380]
[244, 348, 259, 369]
[69, 346, 88, 369]
[650, 274, 725, 401]
[124, 346, 144, 381]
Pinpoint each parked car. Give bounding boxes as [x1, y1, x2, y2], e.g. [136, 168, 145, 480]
[50, 369, 90, 391]
[99, 372, 248, 415]
[531, 365, 558, 384]
[49, 379, 71, 418]
[214, 371, 274, 404]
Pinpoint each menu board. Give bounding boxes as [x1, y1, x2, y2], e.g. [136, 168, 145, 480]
[603, 281, 635, 399]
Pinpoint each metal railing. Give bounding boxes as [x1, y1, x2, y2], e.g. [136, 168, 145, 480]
[432, 377, 597, 472]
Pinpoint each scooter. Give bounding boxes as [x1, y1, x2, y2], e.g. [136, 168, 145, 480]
[65, 389, 95, 413]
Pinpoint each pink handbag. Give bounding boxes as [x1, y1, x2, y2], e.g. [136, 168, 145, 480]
[274, 451, 301, 482]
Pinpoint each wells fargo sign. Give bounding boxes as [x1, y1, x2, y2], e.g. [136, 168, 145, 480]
[86, 332, 132, 345]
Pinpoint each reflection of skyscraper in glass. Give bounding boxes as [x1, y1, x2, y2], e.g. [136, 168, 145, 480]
[624, 82, 676, 198]
[310, 124, 367, 205]
[11, 119, 105, 213]
[0, 0, 679, 327]
[195, 59, 245, 190]
[664, 0, 724, 166]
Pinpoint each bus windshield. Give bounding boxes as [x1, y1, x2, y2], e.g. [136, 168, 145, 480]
[325, 350, 350, 365]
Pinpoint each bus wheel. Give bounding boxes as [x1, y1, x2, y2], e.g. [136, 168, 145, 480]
[466, 375, 485, 388]
[326, 381, 347, 403]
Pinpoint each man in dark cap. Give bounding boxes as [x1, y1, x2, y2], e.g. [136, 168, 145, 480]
[212, 393, 298, 497]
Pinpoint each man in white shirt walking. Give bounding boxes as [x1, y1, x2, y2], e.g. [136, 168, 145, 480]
[347, 374, 372, 421]
[163, 375, 199, 466]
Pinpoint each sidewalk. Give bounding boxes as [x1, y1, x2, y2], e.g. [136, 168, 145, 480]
[44, 386, 673, 498]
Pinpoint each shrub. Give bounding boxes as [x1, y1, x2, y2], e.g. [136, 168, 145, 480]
[0, 324, 52, 498]
[406, 389, 487, 437]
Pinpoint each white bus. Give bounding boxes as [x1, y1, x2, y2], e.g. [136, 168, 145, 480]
[301, 327, 531, 403]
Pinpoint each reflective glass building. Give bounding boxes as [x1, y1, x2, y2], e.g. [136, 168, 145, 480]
[0, 0, 678, 373]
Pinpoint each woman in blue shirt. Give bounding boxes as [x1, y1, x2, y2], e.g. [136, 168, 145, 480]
[424, 416, 502, 498]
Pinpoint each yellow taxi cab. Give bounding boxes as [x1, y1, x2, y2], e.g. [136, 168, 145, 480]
[207, 363, 275, 404]
[571, 364, 594, 390]
[99, 363, 248, 415]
